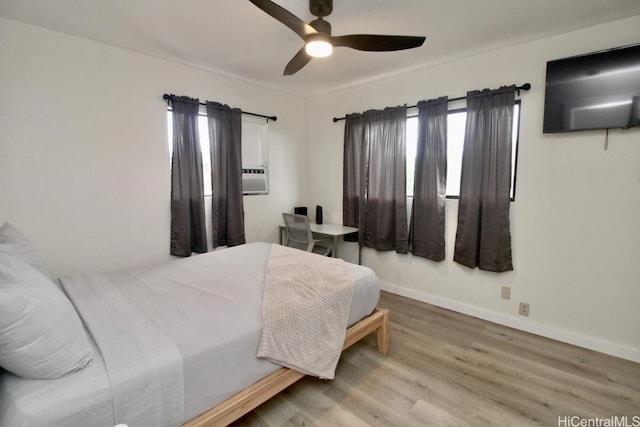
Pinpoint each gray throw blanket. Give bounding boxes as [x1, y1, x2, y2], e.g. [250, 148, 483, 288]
[257, 244, 355, 379]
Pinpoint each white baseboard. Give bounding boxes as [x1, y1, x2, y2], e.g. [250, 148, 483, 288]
[380, 281, 640, 364]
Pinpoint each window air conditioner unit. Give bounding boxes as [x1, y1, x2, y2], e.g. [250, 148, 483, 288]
[242, 166, 268, 195]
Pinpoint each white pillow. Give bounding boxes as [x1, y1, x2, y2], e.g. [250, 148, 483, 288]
[0, 253, 93, 379]
[0, 222, 51, 278]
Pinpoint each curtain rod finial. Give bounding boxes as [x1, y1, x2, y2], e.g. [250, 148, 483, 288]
[516, 83, 531, 96]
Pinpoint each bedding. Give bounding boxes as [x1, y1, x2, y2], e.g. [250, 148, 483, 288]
[0, 222, 51, 278]
[0, 242, 380, 427]
[0, 253, 94, 379]
[258, 244, 355, 379]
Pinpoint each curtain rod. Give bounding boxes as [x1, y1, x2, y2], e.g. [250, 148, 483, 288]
[162, 94, 277, 122]
[331, 83, 531, 123]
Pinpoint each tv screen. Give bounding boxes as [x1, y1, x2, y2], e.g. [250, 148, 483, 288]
[543, 43, 640, 133]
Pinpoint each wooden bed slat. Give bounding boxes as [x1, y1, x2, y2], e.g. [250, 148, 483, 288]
[183, 307, 390, 427]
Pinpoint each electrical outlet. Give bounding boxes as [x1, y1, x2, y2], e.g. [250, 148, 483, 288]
[501, 286, 511, 300]
[519, 302, 530, 317]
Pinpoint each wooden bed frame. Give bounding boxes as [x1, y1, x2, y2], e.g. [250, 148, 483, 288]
[182, 307, 390, 427]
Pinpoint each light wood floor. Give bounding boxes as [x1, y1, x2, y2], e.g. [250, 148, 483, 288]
[231, 291, 640, 426]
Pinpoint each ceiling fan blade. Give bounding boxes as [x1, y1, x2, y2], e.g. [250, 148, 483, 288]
[332, 34, 426, 51]
[248, 0, 317, 40]
[283, 47, 313, 75]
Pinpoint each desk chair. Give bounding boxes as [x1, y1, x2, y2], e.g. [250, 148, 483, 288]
[282, 213, 332, 256]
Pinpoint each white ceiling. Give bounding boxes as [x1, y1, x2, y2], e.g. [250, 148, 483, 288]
[2, 0, 640, 96]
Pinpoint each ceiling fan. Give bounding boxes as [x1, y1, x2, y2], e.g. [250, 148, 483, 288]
[248, 0, 426, 75]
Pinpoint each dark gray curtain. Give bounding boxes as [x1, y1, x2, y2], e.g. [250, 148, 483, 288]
[170, 96, 207, 256]
[409, 97, 448, 261]
[343, 114, 366, 230]
[454, 86, 515, 272]
[206, 102, 246, 248]
[343, 106, 408, 253]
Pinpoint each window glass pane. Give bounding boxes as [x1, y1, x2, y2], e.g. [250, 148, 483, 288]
[510, 104, 520, 199]
[198, 116, 212, 197]
[406, 117, 418, 196]
[241, 120, 267, 166]
[446, 111, 466, 197]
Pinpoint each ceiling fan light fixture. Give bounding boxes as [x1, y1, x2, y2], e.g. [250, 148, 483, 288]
[305, 37, 333, 57]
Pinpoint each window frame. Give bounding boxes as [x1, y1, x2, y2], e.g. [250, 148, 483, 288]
[166, 109, 269, 198]
[406, 100, 521, 202]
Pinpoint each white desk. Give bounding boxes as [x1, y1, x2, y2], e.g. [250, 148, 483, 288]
[279, 223, 360, 264]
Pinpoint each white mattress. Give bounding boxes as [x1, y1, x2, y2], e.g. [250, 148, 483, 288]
[0, 242, 380, 427]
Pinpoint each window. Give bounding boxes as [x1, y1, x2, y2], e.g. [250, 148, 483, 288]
[166, 111, 268, 197]
[406, 102, 520, 200]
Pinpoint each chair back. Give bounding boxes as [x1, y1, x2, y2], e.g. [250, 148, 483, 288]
[282, 213, 314, 251]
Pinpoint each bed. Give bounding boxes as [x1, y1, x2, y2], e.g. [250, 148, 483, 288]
[0, 224, 389, 427]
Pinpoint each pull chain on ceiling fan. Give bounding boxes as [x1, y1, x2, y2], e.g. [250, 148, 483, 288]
[248, 0, 427, 75]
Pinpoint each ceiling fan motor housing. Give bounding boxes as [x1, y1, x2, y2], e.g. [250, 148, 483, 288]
[310, 18, 331, 35]
[310, 0, 333, 18]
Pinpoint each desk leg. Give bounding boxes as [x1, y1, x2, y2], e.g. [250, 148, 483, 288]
[332, 236, 338, 258]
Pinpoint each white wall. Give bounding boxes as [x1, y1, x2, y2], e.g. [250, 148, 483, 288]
[1, 14, 639, 363]
[306, 16, 640, 361]
[0, 17, 308, 276]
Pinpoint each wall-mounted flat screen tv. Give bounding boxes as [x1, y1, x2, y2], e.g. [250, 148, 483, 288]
[543, 43, 640, 133]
